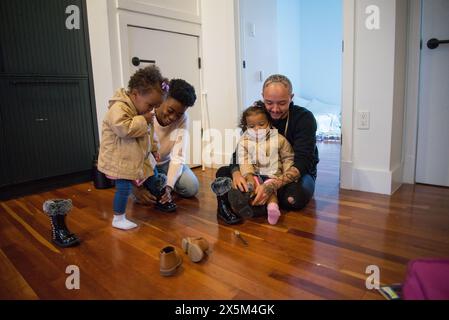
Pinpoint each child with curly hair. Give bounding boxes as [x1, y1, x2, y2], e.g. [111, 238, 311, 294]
[233, 101, 295, 225]
[98, 65, 171, 230]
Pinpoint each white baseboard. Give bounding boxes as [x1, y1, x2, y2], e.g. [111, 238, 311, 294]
[341, 162, 404, 195]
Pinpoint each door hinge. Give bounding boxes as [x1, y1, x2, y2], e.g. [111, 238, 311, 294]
[243, 60, 246, 69]
[198, 57, 201, 69]
[342, 40, 344, 52]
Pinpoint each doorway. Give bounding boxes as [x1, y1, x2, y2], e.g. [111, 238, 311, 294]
[236, 0, 343, 187]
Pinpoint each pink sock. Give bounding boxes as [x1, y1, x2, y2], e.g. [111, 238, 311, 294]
[267, 203, 281, 225]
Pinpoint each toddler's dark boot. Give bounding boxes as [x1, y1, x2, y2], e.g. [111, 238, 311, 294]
[228, 188, 254, 218]
[211, 177, 242, 225]
[155, 186, 177, 213]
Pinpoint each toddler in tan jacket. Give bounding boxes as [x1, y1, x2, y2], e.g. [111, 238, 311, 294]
[98, 66, 170, 230]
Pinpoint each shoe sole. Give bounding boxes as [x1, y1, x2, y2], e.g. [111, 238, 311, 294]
[52, 239, 80, 248]
[217, 212, 243, 225]
[181, 239, 204, 263]
[155, 205, 177, 213]
[228, 189, 253, 218]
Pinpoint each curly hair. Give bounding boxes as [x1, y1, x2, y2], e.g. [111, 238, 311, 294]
[239, 100, 273, 131]
[128, 65, 167, 94]
[263, 74, 293, 95]
[168, 79, 197, 107]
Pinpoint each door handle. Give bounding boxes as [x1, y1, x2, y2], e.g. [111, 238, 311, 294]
[132, 57, 156, 66]
[427, 38, 449, 50]
[35, 118, 48, 122]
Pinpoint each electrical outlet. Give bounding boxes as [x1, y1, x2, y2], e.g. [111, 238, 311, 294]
[249, 23, 256, 37]
[358, 111, 370, 130]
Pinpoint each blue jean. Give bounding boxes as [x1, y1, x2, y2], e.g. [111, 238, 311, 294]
[156, 162, 199, 198]
[113, 180, 133, 215]
[113, 168, 166, 214]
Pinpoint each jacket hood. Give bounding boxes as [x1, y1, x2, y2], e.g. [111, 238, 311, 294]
[108, 89, 136, 111]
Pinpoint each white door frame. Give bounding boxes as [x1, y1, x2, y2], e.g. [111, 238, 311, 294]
[402, 0, 422, 184]
[233, 0, 246, 115]
[340, 0, 356, 190]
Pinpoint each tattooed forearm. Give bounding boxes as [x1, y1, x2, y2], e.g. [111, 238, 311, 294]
[263, 183, 277, 197]
[268, 167, 300, 190]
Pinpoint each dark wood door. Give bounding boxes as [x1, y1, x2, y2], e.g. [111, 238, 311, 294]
[0, 78, 96, 185]
[0, 0, 97, 187]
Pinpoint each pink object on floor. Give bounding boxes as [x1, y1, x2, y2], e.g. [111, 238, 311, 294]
[267, 202, 280, 225]
[402, 259, 449, 300]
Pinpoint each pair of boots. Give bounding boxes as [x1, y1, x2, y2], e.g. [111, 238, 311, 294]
[43, 199, 80, 248]
[159, 237, 209, 276]
[212, 177, 242, 225]
[212, 177, 267, 225]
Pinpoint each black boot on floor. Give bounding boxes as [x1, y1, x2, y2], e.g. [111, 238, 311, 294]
[43, 199, 80, 248]
[217, 194, 243, 225]
[211, 177, 243, 225]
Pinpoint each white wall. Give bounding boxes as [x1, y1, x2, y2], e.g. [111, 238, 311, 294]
[201, 0, 240, 165]
[341, 0, 408, 194]
[86, 0, 114, 142]
[239, 0, 279, 108]
[277, 0, 301, 100]
[298, 0, 342, 105]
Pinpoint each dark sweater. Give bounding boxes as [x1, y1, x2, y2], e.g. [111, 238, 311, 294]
[230, 103, 319, 178]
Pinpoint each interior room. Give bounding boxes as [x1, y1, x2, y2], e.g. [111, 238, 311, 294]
[0, 0, 448, 302]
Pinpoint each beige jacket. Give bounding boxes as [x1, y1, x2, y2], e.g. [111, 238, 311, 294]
[97, 89, 158, 181]
[237, 129, 294, 179]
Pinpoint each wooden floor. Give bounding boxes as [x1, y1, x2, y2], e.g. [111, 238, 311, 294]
[1, 142, 449, 300]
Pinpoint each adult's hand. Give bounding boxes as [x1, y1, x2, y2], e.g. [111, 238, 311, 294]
[251, 182, 277, 206]
[132, 185, 157, 205]
[159, 186, 173, 204]
[232, 170, 248, 192]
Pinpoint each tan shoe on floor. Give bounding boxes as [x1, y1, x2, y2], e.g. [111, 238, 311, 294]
[181, 237, 210, 263]
[159, 246, 183, 276]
